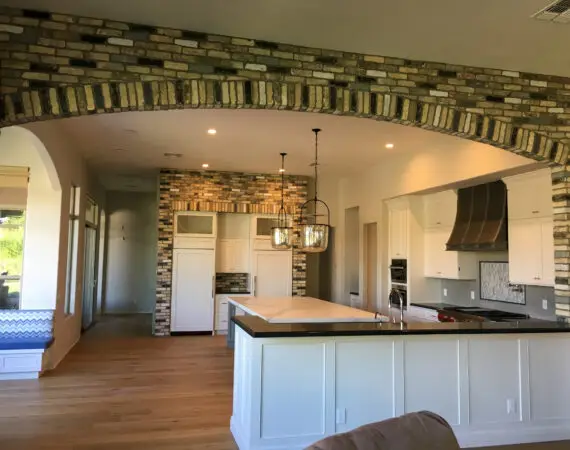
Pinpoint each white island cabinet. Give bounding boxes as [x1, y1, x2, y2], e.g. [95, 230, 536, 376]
[231, 320, 570, 450]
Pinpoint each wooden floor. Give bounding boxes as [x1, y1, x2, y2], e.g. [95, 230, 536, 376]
[0, 315, 567, 450]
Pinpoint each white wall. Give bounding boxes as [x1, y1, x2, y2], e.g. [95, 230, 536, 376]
[0, 128, 62, 311]
[1, 123, 106, 370]
[104, 191, 157, 314]
[323, 136, 540, 308]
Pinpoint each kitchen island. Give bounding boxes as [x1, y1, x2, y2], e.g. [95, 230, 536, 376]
[229, 298, 570, 450]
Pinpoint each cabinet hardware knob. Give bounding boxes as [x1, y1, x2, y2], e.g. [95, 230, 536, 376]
[532, 210, 539, 214]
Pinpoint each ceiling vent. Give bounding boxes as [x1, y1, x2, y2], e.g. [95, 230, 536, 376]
[533, 0, 570, 23]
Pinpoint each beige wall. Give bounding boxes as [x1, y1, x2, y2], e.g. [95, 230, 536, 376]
[324, 136, 540, 308]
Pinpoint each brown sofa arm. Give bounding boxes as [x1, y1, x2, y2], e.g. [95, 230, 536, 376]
[305, 411, 460, 450]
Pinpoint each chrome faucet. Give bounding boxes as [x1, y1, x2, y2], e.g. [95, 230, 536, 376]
[388, 288, 405, 324]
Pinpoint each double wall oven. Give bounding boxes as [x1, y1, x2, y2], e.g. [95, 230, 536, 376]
[389, 258, 407, 308]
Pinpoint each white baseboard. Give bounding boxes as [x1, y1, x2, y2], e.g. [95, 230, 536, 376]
[0, 372, 39, 381]
[456, 425, 570, 448]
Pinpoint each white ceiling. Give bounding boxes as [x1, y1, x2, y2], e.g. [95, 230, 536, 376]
[1, 0, 569, 76]
[45, 108, 511, 191]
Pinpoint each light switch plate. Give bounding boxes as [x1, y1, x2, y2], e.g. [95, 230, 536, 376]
[470, 290, 475, 300]
[543, 299, 548, 310]
[336, 408, 346, 424]
[443, 288, 448, 297]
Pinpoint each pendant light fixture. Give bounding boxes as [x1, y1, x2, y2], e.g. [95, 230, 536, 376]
[271, 152, 293, 250]
[299, 128, 330, 253]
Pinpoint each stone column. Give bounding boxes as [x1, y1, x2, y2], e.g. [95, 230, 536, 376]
[552, 164, 570, 322]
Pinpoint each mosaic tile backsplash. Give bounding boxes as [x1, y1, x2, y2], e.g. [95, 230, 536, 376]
[216, 273, 250, 294]
[480, 261, 525, 304]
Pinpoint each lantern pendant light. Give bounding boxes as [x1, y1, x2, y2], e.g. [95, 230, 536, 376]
[271, 153, 293, 250]
[299, 128, 330, 253]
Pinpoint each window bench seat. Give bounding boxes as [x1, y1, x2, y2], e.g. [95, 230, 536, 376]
[0, 310, 54, 380]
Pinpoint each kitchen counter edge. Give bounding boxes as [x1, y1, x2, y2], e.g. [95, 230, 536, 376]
[232, 315, 570, 338]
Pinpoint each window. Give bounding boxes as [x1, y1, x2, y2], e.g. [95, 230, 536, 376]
[0, 209, 25, 309]
[65, 186, 80, 315]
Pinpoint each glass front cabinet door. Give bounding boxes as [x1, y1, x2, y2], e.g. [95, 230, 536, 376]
[251, 215, 278, 240]
[174, 212, 217, 238]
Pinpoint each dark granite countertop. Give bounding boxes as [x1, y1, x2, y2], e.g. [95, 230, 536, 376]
[232, 315, 570, 338]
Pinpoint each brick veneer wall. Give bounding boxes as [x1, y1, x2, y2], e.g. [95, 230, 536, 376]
[1, 6, 570, 320]
[157, 169, 308, 335]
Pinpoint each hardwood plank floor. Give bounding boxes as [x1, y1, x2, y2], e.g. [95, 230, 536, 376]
[0, 315, 567, 449]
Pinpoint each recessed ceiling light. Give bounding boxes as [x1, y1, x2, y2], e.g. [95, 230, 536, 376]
[164, 152, 183, 159]
[207, 129, 217, 135]
[385, 143, 394, 149]
[202, 163, 209, 168]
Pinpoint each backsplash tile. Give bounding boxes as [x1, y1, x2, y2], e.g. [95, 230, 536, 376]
[216, 273, 249, 293]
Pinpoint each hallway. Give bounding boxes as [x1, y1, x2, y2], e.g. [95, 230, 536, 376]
[0, 317, 568, 449]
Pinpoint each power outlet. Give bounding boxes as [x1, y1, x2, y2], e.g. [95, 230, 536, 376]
[336, 408, 346, 424]
[542, 299, 548, 310]
[470, 290, 475, 301]
[443, 288, 448, 297]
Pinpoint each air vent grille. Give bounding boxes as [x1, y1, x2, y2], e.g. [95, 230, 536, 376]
[533, 0, 570, 22]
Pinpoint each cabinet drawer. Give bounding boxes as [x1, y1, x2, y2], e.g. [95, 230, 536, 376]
[215, 317, 229, 330]
[0, 354, 42, 373]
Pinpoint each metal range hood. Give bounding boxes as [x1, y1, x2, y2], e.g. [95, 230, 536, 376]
[446, 180, 508, 252]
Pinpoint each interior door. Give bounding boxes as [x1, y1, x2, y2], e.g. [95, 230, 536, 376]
[82, 226, 98, 330]
[171, 249, 215, 332]
[253, 250, 292, 297]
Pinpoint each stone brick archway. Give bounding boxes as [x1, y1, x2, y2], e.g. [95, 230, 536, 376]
[1, 5, 570, 321]
[2, 80, 568, 165]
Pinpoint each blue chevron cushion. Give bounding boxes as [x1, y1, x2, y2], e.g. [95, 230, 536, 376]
[0, 310, 54, 350]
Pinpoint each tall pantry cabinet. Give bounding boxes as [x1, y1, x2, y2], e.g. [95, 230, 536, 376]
[170, 212, 217, 333]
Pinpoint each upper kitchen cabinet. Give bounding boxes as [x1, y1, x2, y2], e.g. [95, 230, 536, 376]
[504, 169, 552, 220]
[504, 169, 554, 287]
[424, 228, 477, 280]
[174, 212, 217, 249]
[422, 190, 477, 280]
[216, 214, 250, 273]
[508, 218, 554, 287]
[218, 213, 250, 240]
[423, 191, 457, 229]
[388, 204, 408, 259]
[217, 239, 250, 273]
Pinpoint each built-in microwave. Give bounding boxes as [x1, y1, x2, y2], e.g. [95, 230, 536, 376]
[390, 259, 407, 284]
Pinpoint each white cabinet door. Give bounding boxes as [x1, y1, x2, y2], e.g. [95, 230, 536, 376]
[505, 170, 552, 220]
[424, 228, 445, 278]
[252, 250, 292, 297]
[424, 191, 457, 229]
[389, 209, 408, 259]
[540, 219, 554, 286]
[171, 249, 215, 332]
[508, 220, 542, 285]
[233, 239, 250, 272]
[217, 239, 250, 273]
[425, 228, 477, 280]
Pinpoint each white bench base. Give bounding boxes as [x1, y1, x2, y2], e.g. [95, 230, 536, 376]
[0, 349, 44, 380]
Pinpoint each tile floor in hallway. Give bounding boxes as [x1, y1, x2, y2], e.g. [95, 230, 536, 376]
[0, 315, 567, 450]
